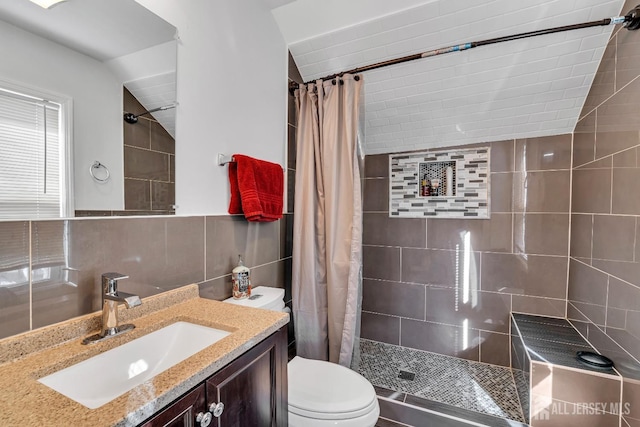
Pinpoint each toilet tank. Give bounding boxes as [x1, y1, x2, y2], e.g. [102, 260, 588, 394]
[223, 286, 286, 312]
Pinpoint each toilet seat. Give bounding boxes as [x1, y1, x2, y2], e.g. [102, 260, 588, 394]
[288, 356, 378, 421]
[289, 396, 379, 420]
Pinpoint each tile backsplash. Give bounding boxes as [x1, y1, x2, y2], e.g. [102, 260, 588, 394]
[389, 147, 490, 218]
[0, 214, 292, 340]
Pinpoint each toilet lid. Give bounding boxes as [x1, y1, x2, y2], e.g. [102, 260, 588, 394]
[288, 356, 377, 419]
[223, 286, 285, 311]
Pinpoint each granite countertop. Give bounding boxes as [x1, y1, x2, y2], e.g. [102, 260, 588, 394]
[0, 284, 289, 426]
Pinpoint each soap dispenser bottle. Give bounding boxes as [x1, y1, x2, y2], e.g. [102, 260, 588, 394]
[232, 254, 251, 299]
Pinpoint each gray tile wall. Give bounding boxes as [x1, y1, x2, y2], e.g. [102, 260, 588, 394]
[0, 221, 30, 337]
[529, 363, 622, 427]
[362, 135, 572, 366]
[287, 51, 301, 217]
[123, 88, 176, 215]
[570, 6, 640, 426]
[285, 52, 301, 350]
[510, 316, 530, 420]
[0, 214, 292, 340]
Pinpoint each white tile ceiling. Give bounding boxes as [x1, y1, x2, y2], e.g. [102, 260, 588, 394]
[124, 72, 177, 138]
[277, 0, 627, 154]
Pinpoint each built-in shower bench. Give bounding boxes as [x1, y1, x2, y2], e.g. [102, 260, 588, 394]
[510, 313, 622, 427]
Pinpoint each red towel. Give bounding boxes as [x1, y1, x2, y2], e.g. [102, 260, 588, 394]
[228, 154, 284, 222]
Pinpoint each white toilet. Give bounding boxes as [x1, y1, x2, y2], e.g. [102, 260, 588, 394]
[224, 286, 380, 426]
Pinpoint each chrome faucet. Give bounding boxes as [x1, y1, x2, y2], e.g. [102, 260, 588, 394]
[82, 272, 142, 344]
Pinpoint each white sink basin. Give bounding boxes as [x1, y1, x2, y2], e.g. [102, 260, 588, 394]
[38, 321, 231, 409]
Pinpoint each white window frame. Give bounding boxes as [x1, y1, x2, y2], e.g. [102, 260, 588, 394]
[0, 77, 74, 219]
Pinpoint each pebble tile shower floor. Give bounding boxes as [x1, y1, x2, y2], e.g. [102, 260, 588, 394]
[353, 339, 525, 424]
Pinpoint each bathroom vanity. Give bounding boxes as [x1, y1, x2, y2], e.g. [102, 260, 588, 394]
[141, 327, 287, 427]
[0, 285, 289, 426]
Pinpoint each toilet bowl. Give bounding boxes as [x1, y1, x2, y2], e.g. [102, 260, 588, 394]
[288, 355, 379, 426]
[224, 286, 380, 426]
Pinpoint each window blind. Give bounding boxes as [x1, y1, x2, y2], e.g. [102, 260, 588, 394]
[0, 88, 64, 219]
[0, 222, 29, 274]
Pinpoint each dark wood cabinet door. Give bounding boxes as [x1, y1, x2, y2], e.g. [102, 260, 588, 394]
[140, 385, 206, 427]
[206, 327, 288, 427]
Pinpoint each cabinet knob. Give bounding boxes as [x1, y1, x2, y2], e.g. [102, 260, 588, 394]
[195, 411, 213, 427]
[210, 402, 225, 418]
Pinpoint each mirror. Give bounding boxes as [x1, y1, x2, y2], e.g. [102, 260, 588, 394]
[0, 0, 177, 218]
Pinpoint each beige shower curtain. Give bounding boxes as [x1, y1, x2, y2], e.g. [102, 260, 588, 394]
[293, 74, 363, 367]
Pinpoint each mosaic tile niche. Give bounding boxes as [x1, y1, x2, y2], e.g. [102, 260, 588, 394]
[389, 147, 490, 218]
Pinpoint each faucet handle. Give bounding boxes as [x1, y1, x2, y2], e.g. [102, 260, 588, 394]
[101, 272, 129, 294]
[102, 272, 129, 281]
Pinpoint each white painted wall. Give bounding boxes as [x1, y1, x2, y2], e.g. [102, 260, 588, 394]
[106, 40, 177, 84]
[0, 19, 124, 212]
[135, 0, 288, 215]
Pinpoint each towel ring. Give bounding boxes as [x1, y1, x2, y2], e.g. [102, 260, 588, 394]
[90, 161, 110, 183]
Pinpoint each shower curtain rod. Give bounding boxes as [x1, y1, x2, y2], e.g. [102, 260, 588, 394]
[123, 103, 178, 124]
[290, 4, 640, 91]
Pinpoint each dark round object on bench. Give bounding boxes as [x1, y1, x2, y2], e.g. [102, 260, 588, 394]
[576, 351, 614, 369]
